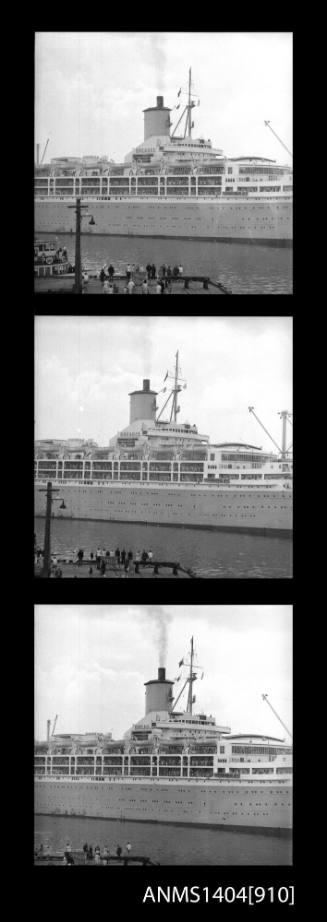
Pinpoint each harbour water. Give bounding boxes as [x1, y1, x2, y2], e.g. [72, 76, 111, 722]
[34, 517, 292, 578]
[35, 233, 292, 294]
[34, 814, 292, 865]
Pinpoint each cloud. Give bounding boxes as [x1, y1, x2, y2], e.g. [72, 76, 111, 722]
[35, 316, 292, 447]
[35, 33, 292, 162]
[35, 606, 292, 739]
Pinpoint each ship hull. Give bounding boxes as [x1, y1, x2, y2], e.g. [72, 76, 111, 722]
[35, 198, 292, 243]
[34, 777, 292, 830]
[34, 481, 292, 534]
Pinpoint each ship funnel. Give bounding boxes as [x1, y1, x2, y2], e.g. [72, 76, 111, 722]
[145, 667, 173, 715]
[143, 96, 171, 141]
[129, 378, 157, 424]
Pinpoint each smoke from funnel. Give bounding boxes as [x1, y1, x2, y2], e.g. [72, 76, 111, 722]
[149, 34, 166, 92]
[149, 606, 172, 667]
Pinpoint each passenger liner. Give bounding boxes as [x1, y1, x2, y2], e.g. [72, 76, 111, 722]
[34, 69, 292, 244]
[34, 638, 292, 830]
[34, 353, 293, 535]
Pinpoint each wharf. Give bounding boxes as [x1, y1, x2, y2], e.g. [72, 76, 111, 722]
[34, 273, 231, 294]
[34, 559, 199, 578]
[34, 850, 159, 866]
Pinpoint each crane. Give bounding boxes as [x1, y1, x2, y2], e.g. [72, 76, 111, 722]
[278, 410, 293, 456]
[264, 121, 292, 159]
[248, 406, 292, 458]
[51, 714, 58, 737]
[248, 406, 282, 454]
[40, 138, 50, 164]
[262, 694, 292, 740]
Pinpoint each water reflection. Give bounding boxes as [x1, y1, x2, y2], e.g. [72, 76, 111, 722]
[35, 233, 292, 294]
[34, 814, 292, 865]
[34, 517, 292, 578]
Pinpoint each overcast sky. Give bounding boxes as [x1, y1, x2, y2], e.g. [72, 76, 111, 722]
[35, 316, 292, 450]
[35, 605, 292, 742]
[35, 32, 292, 165]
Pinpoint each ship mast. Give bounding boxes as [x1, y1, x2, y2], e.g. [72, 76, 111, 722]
[187, 67, 192, 138]
[186, 636, 195, 713]
[156, 351, 186, 423]
[171, 350, 181, 422]
[185, 68, 196, 139]
[171, 69, 197, 140]
[171, 637, 203, 714]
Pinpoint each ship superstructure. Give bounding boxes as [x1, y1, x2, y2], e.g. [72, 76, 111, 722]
[34, 638, 292, 830]
[35, 70, 292, 243]
[34, 352, 293, 534]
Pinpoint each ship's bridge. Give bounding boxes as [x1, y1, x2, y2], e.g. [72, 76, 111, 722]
[109, 418, 209, 451]
[146, 421, 208, 444]
[125, 134, 224, 166]
[155, 713, 231, 736]
[128, 708, 230, 738]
